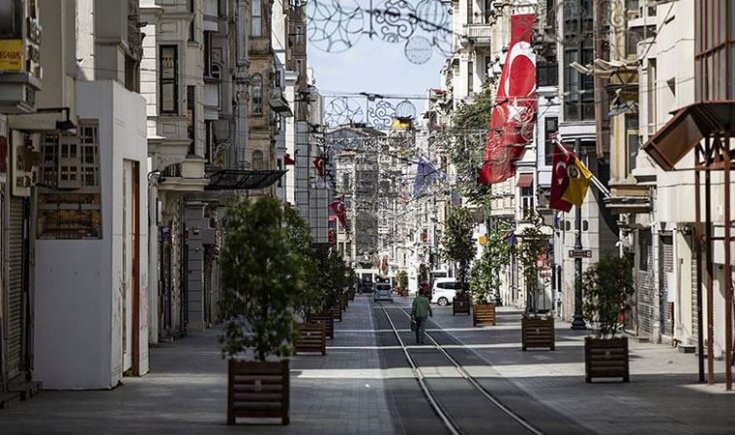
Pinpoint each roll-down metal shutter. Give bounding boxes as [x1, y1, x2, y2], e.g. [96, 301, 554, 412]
[5, 196, 28, 382]
[661, 235, 674, 336]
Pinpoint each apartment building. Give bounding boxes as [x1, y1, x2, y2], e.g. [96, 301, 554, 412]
[0, 0, 150, 392]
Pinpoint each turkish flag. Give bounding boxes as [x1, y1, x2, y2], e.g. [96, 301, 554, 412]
[313, 156, 325, 177]
[549, 143, 574, 212]
[284, 153, 295, 165]
[478, 14, 537, 185]
[329, 196, 347, 228]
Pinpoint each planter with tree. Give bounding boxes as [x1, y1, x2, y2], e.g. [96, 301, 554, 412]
[518, 215, 555, 350]
[396, 270, 409, 297]
[469, 222, 510, 326]
[582, 255, 634, 383]
[284, 206, 328, 357]
[311, 247, 349, 332]
[221, 196, 304, 425]
[440, 207, 476, 315]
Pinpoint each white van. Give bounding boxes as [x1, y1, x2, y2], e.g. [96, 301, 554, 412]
[431, 278, 460, 306]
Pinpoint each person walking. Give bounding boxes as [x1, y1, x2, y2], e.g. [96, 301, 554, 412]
[411, 284, 433, 345]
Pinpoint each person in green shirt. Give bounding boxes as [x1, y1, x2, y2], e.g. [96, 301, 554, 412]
[411, 284, 433, 344]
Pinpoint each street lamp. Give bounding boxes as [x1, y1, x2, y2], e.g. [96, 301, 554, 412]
[571, 137, 587, 330]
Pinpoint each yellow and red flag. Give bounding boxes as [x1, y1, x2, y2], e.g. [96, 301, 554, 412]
[549, 143, 592, 211]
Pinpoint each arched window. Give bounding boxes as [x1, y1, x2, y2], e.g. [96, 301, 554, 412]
[252, 150, 264, 170]
[251, 73, 263, 115]
[251, 0, 262, 37]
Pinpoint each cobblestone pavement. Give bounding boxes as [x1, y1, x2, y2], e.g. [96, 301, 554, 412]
[1, 294, 734, 434]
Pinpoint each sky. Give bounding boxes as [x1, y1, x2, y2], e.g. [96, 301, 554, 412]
[308, 38, 445, 98]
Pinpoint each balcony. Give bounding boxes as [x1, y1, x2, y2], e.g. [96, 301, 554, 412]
[463, 23, 492, 46]
[158, 157, 209, 192]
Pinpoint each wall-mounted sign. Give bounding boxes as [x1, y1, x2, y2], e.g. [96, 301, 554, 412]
[0, 39, 23, 72]
[568, 249, 592, 258]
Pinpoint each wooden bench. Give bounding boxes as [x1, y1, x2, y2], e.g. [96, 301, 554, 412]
[294, 322, 326, 356]
[473, 303, 497, 326]
[227, 359, 290, 425]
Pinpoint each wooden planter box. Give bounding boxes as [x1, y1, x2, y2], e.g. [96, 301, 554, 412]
[584, 337, 630, 383]
[473, 303, 497, 326]
[340, 292, 348, 311]
[311, 313, 334, 339]
[331, 305, 342, 322]
[521, 317, 555, 351]
[294, 322, 326, 356]
[452, 295, 471, 315]
[227, 359, 290, 425]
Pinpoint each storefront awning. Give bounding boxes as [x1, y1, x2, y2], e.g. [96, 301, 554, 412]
[205, 169, 287, 190]
[516, 173, 533, 188]
[643, 101, 735, 171]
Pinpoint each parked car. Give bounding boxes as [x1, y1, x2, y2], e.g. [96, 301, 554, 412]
[373, 283, 394, 302]
[431, 278, 460, 306]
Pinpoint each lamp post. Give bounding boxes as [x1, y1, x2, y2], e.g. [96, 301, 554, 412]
[571, 137, 586, 330]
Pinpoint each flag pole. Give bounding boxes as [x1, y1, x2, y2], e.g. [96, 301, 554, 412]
[571, 137, 587, 330]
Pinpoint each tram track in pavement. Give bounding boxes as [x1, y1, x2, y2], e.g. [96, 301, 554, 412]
[377, 304, 545, 435]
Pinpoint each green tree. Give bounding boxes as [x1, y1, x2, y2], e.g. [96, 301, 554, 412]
[440, 206, 477, 290]
[469, 222, 511, 303]
[396, 270, 408, 290]
[283, 206, 323, 320]
[314, 246, 350, 311]
[582, 255, 635, 339]
[444, 83, 495, 205]
[219, 196, 303, 361]
[517, 214, 549, 315]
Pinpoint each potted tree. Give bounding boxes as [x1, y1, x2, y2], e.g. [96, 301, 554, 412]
[220, 196, 304, 425]
[582, 255, 635, 383]
[284, 207, 327, 356]
[469, 223, 510, 326]
[396, 270, 409, 297]
[440, 207, 476, 315]
[518, 215, 555, 350]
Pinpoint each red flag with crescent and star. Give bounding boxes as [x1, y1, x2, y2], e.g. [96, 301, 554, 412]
[478, 13, 537, 185]
[549, 142, 574, 212]
[329, 195, 347, 228]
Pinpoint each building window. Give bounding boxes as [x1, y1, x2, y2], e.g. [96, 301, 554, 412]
[521, 185, 534, 217]
[188, 0, 195, 41]
[187, 85, 196, 155]
[252, 150, 264, 170]
[251, 0, 262, 37]
[625, 114, 639, 176]
[204, 31, 212, 76]
[484, 0, 493, 24]
[295, 59, 303, 77]
[37, 122, 102, 240]
[160, 46, 178, 114]
[544, 116, 559, 166]
[563, 45, 594, 121]
[205, 120, 214, 164]
[295, 25, 303, 44]
[467, 61, 474, 93]
[251, 73, 263, 114]
[484, 55, 492, 79]
[0, 0, 22, 39]
[647, 59, 656, 134]
[467, 0, 473, 24]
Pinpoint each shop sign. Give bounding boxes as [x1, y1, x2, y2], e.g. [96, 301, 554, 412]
[0, 39, 23, 72]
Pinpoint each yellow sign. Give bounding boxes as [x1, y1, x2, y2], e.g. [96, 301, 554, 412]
[478, 235, 487, 245]
[0, 40, 24, 72]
